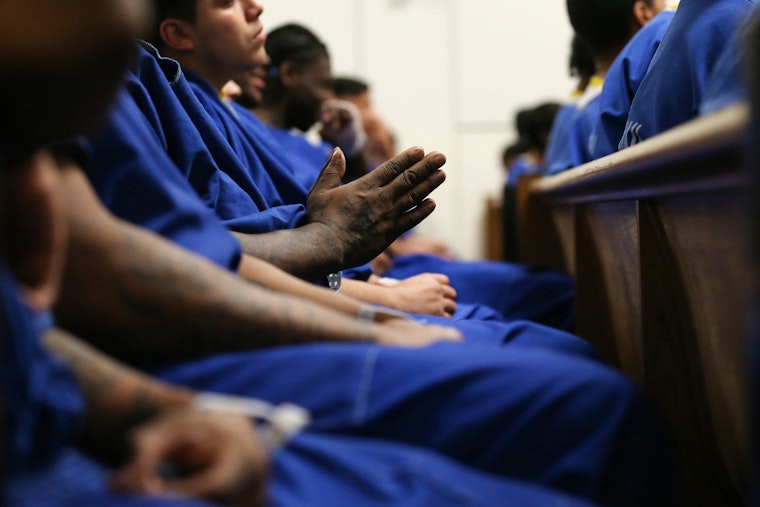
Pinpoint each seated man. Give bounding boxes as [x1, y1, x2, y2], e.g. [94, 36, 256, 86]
[622, 0, 755, 147]
[543, 34, 602, 176]
[546, 0, 670, 173]
[217, 21, 575, 330]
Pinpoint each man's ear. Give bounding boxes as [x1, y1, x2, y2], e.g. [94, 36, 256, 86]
[632, 0, 657, 28]
[277, 60, 302, 89]
[159, 18, 195, 52]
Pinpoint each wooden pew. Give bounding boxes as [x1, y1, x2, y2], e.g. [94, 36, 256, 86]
[520, 104, 751, 507]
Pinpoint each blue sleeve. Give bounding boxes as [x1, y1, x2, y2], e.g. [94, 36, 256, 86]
[545, 95, 602, 174]
[132, 43, 306, 234]
[262, 123, 331, 202]
[184, 72, 308, 223]
[83, 90, 243, 272]
[591, 10, 675, 155]
[1, 267, 83, 472]
[624, 0, 753, 146]
[699, 4, 757, 114]
[543, 104, 578, 175]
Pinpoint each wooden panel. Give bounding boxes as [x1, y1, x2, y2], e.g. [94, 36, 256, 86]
[519, 186, 567, 272]
[640, 197, 748, 507]
[552, 206, 576, 276]
[656, 195, 750, 496]
[575, 202, 643, 380]
[520, 105, 751, 506]
[483, 196, 503, 261]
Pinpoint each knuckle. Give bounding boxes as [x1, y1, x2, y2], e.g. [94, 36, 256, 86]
[402, 167, 421, 187]
[381, 158, 402, 178]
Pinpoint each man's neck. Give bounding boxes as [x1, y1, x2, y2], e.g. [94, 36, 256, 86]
[254, 102, 286, 129]
[161, 48, 229, 92]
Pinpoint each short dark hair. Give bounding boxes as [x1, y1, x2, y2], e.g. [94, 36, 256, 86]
[149, 0, 197, 47]
[265, 23, 329, 70]
[566, 0, 650, 56]
[515, 102, 562, 153]
[333, 77, 369, 98]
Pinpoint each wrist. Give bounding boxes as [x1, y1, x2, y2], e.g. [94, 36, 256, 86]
[192, 392, 310, 449]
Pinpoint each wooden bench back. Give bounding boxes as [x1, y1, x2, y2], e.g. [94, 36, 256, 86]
[520, 104, 752, 507]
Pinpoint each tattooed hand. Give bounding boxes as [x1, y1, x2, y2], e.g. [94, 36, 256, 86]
[305, 147, 446, 270]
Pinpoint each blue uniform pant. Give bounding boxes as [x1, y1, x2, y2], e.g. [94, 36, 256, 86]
[7, 438, 599, 507]
[149, 342, 679, 507]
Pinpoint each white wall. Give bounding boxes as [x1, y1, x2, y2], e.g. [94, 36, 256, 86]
[264, 0, 575, 259]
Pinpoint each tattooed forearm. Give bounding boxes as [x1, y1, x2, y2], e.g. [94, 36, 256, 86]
[231, 222, 345, 282]
[54, 166, 377, 362]
[43, 328, 193, 463]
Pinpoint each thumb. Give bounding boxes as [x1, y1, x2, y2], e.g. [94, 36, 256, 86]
[308, 147, 346, 196]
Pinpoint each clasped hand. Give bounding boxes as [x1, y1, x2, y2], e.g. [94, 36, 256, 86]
[305, 146, 446, 269]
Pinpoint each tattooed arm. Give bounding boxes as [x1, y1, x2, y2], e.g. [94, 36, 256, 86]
[55, 162, 460, 362]
[43, 327, 193, 463]
[232, 147, 446, 279]
[44, 328, 269, 506]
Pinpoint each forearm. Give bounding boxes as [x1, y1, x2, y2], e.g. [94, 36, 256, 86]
[55, 166, 378, 361]
[340, 278, 394, 309]
[43, 328, 193, 463]
[231, 223, 347, 282]
[58, 216, 379, 360]
[237, 254, 366, 317]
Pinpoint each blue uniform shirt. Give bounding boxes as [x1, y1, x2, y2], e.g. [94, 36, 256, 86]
[543, 102, 579, 175]
[184, 69, 310, 213]
[545, 79, 604, 175]
[0, 267, 83, 473]
[589, 9, 676, 157]
[698, 3, 759, 114]
[84, 90, 244, 271]
[262, 124, 330, 200]
[623, 0, 755, 148]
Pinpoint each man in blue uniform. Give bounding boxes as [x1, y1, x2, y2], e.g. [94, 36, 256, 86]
[547, 0, 670, 172]
[623, 0, 756, 146]
[178, 20, 575, 330]
[543, 35, 601, 176]
[79, 39, 593, 354]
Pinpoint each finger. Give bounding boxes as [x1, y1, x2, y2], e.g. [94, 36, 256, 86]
[391, 198, 437, 236]
[444, 298, 457, 316]
[161, 464, 225, 498]
[111, 430, 174, 493]
[160, 449, 254, 502]
[361, 147, 425, 186]
[429, 273, 451, 286]
[386, 152, 446, 204]
[307, 148, 345, 196]
[434, 325, 463, 341]
[442, 284, 457, 301]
